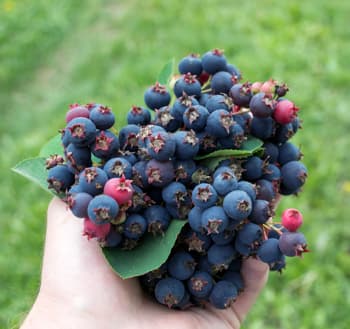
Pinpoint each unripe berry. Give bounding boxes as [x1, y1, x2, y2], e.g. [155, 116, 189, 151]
[281, 208, 303, 232]
[104, 176, 134, 205]
[273, 99, 299, 124]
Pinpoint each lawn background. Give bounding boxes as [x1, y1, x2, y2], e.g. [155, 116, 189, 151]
[1, 0, 349, 328]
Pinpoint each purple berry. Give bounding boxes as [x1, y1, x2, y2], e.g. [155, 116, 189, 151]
[67, 192, 93, 218]
[278, 232, 308, 257]
[249, 92, 276, 118]
[146, 159, 175, 187]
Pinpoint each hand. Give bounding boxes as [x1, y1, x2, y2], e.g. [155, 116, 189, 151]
[21, 197, 269, 329]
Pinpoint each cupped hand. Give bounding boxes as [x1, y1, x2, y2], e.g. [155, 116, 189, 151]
[21, 197, 269, 329]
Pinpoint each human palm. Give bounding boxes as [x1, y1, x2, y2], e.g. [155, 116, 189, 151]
[21, 198, 268, 329]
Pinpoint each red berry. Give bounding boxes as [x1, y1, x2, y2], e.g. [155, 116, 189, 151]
[83, 218, 111, 241]
[281, 208, 303, 232]
[273, 100, 299, 124]
[104, 176, 134, 205]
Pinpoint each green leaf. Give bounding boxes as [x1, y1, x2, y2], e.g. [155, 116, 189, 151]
[39, 134, 64, 158]
[157, 59, 174, 85]
[12, 157, 53, 195]
[196, 136, 263, 171]
[195, 136, 263, 161]
[103, 219, 187, 279]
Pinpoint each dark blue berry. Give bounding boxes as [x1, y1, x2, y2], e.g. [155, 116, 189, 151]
[183, 105, 209, 132]
[210, 71, 235, 94]
[127, 106, 151, 125]
[144, 82, 171, 110]
[173, 130, 199, 160]
[249, 199, 272, 224]
[257, 238, 284, 264]
[143, 205, 170, 235]
[201, 206, 229, 235]
[87, 194, 119, 224]
[66, 117, 96, 147]
[178, 54, 203, 75]
[192, 183, 218, 210]
[104, 157, 133, 179]
[78, 167, 108, 196]
[47, 164, 75, 193]
[167, 251, 196, 281]
[187, 271, 213, 299]
[202, 49, 227, 75]
[89, 105, 115, 130]
[123, 214, 147, 240]
[209, 280, 238, 309]
[223, 190, 252, 221]
[207, 243, 237, 272]
[174, 73, 202, 98]
[91, 130, 120, 159]
[154, 277, 185, 308]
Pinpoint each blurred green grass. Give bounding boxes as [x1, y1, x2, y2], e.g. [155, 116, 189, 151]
[1, 0, 350, 328]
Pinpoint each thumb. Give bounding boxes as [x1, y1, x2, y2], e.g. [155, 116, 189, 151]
[40, 197, 125, 296]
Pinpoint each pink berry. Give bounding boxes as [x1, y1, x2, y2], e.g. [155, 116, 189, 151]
[83, 218, 111, 241]
[260, 79, 276, 95]
[104, 176, 134, 205]
[273, 100, 299, 124]
[65, 104, 90, 123]
[251, 81, 262, 94]
[281, 208, 303, 232]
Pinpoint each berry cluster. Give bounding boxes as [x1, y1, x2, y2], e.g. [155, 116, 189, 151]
[46, 48, 309, 310]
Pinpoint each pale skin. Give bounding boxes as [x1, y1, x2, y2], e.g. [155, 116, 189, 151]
[21, 197, 269, 329]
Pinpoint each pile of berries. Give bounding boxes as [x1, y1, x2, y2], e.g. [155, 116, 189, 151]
[46, 48, 308, 310]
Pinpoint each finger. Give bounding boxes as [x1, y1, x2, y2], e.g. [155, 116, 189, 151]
[230, 257, 269, 323]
